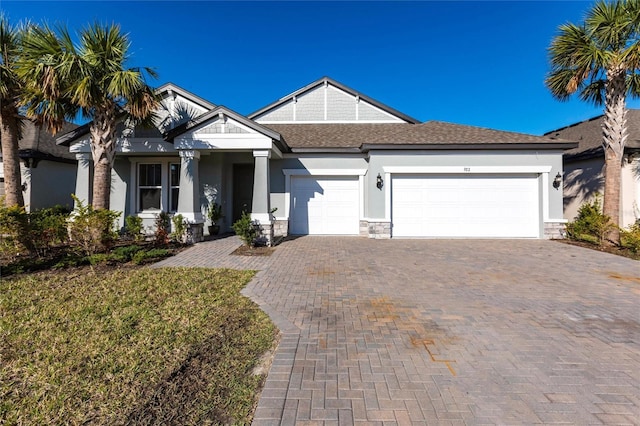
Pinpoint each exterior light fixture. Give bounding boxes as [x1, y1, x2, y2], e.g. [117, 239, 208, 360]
[376, 173, 384, 190]
[553, 172, 562, 189]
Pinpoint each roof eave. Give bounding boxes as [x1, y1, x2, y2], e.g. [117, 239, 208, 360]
[361, 142, 579, 152]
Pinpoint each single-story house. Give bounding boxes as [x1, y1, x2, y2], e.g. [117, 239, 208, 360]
[1, 119, 77, 211]
[58, 77, 577, 243]
[545, 112, 640, 228]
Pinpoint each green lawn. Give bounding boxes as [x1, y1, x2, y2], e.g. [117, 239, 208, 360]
[0, 267, 277, 425]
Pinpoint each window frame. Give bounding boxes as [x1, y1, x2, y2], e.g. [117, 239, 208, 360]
[131, 158, 181, 215]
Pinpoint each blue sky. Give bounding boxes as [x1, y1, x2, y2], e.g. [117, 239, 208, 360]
[3, 0, 636, 135]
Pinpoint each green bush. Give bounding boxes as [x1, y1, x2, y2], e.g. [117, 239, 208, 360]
[110, 245, 143, 262]
[0, 204, 31, 258]
[131, 248, 171, 265]
[232, 211, 258, 247]
[621, 220, 640, 253]
[124, 215, 144, 241]
[566, 195, 615, 246]
[29, 206, 71, 256]
[154, 212, 170, 246]
[171, 214, 187, 243]
[67, 195, 121, 256]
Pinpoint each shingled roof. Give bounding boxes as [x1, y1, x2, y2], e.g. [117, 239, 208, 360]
[545, 110, 640, 160]
[16, 120, 78, 161]
[265, 121, 576, 151]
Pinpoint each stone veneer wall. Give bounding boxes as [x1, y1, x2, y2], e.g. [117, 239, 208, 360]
[255, 222, 275, 247]
[185, 223, 204, 244]
[360, 220, 391, 239]
[543, 222, 566, 239]
[273, 219, 289, 238]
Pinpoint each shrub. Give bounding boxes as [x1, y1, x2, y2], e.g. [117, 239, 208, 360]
[67, 195, 121, 256]
[566, 195, 615, 246]
[29, 206, 71, 256]
[0, 204, 31, 259]
[171, 214, 187, 243]
[110, 245, 142, 262]
[124, 215, 144, 241]
[232, 211, 258, 247]
[131, 248, 171, 265]
[154, 212, 170, 246]
[621, 220, 640, 253]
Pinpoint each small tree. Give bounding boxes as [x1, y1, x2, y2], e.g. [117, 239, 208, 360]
[232, 212, 258, 247]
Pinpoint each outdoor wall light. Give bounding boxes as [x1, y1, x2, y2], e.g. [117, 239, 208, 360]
[376, 173, 384, 190]
[553, 172, 562, 189]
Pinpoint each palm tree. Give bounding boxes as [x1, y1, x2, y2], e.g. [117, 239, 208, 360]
[546, 0, 640, 244]
[18, 22, 158, 210]
[0, 15, 26, 207]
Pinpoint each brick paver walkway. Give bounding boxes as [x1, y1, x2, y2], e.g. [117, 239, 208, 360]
[155, 236, 640, 425]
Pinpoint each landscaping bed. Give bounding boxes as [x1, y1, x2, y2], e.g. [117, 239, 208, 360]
[0, 266, 277, 425]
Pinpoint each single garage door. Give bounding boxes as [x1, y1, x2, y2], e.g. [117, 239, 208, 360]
[392, 174, 540, 238]
[290, 176, 359, 235]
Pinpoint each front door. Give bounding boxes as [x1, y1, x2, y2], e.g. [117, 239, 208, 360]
[232, 164, 254, 223]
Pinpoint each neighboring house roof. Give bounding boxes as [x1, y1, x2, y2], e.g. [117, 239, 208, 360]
[248, 76, 421, 124]
[14, 119, 78, 162]
[266, 121, 576, 152]
[545, 110, 640, 160]
[57, 82, 216, 147]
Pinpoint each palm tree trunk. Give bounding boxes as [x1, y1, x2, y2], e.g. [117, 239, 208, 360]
[0, 108, 25, 208]
[89, 108, 117, 210]
[601, 68, 626, 244]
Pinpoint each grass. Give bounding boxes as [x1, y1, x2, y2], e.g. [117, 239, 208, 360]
[0, 267, 277, 425]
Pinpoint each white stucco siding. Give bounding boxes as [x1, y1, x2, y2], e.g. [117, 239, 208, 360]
[621, 156, 640, 227]
[563, 157, 604, 223]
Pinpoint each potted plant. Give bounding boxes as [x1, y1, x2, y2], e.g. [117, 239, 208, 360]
[207, 202, 224, 235]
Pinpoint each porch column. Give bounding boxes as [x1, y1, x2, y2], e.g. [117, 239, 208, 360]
[251, 150, 274, 245]
[175, 150, 203, 243]
[74, 153, 92, 208]
[177, 150, 204, 223]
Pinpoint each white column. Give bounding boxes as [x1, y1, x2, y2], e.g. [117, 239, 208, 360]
[251, 150, 271, 223]
[177, 150, 204, 223]
[74, 153, 92, 208]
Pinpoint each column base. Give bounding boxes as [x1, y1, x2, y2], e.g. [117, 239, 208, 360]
[544, 221, 567, 239]
[360, 220, 391, 239]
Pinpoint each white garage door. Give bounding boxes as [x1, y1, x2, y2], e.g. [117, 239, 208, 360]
[290, 176, 359, 235]
[392, 174, 540, 238]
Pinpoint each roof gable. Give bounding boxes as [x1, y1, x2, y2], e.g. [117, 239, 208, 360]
[249, 77, 420, 124]
[57, 82, 216, 146]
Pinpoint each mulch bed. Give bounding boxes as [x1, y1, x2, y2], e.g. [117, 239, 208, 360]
[554, 238, 639, 260]
[231, 245, 275, 256]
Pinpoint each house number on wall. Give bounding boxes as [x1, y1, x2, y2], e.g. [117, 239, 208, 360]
[464, 167, 471, 172]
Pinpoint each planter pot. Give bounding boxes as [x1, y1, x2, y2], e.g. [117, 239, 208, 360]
[208, 225, 220, 236]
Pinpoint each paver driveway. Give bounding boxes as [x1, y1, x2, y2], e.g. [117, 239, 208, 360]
[155, 236, 640, 425]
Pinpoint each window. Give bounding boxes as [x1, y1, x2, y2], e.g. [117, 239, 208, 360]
[170, 163, 180, 212]
[136, 161, 182, 213]
[138, 164, 162, 211]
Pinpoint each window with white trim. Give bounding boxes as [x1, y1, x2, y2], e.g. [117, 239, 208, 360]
[136, 161, 181, 213]
[138, 163, 162, 211]
[170, 163, 180, 213]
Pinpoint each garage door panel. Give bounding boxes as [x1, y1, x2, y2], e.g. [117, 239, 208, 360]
[392, 174, 539, 238]
[290, 176, 359, 235]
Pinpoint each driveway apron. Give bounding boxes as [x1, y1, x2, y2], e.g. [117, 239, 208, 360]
[154, 236, 640, 425]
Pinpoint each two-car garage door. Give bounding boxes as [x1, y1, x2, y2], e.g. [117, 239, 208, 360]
[288, 174, 540, 238]
[391, 174, 540, 238]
